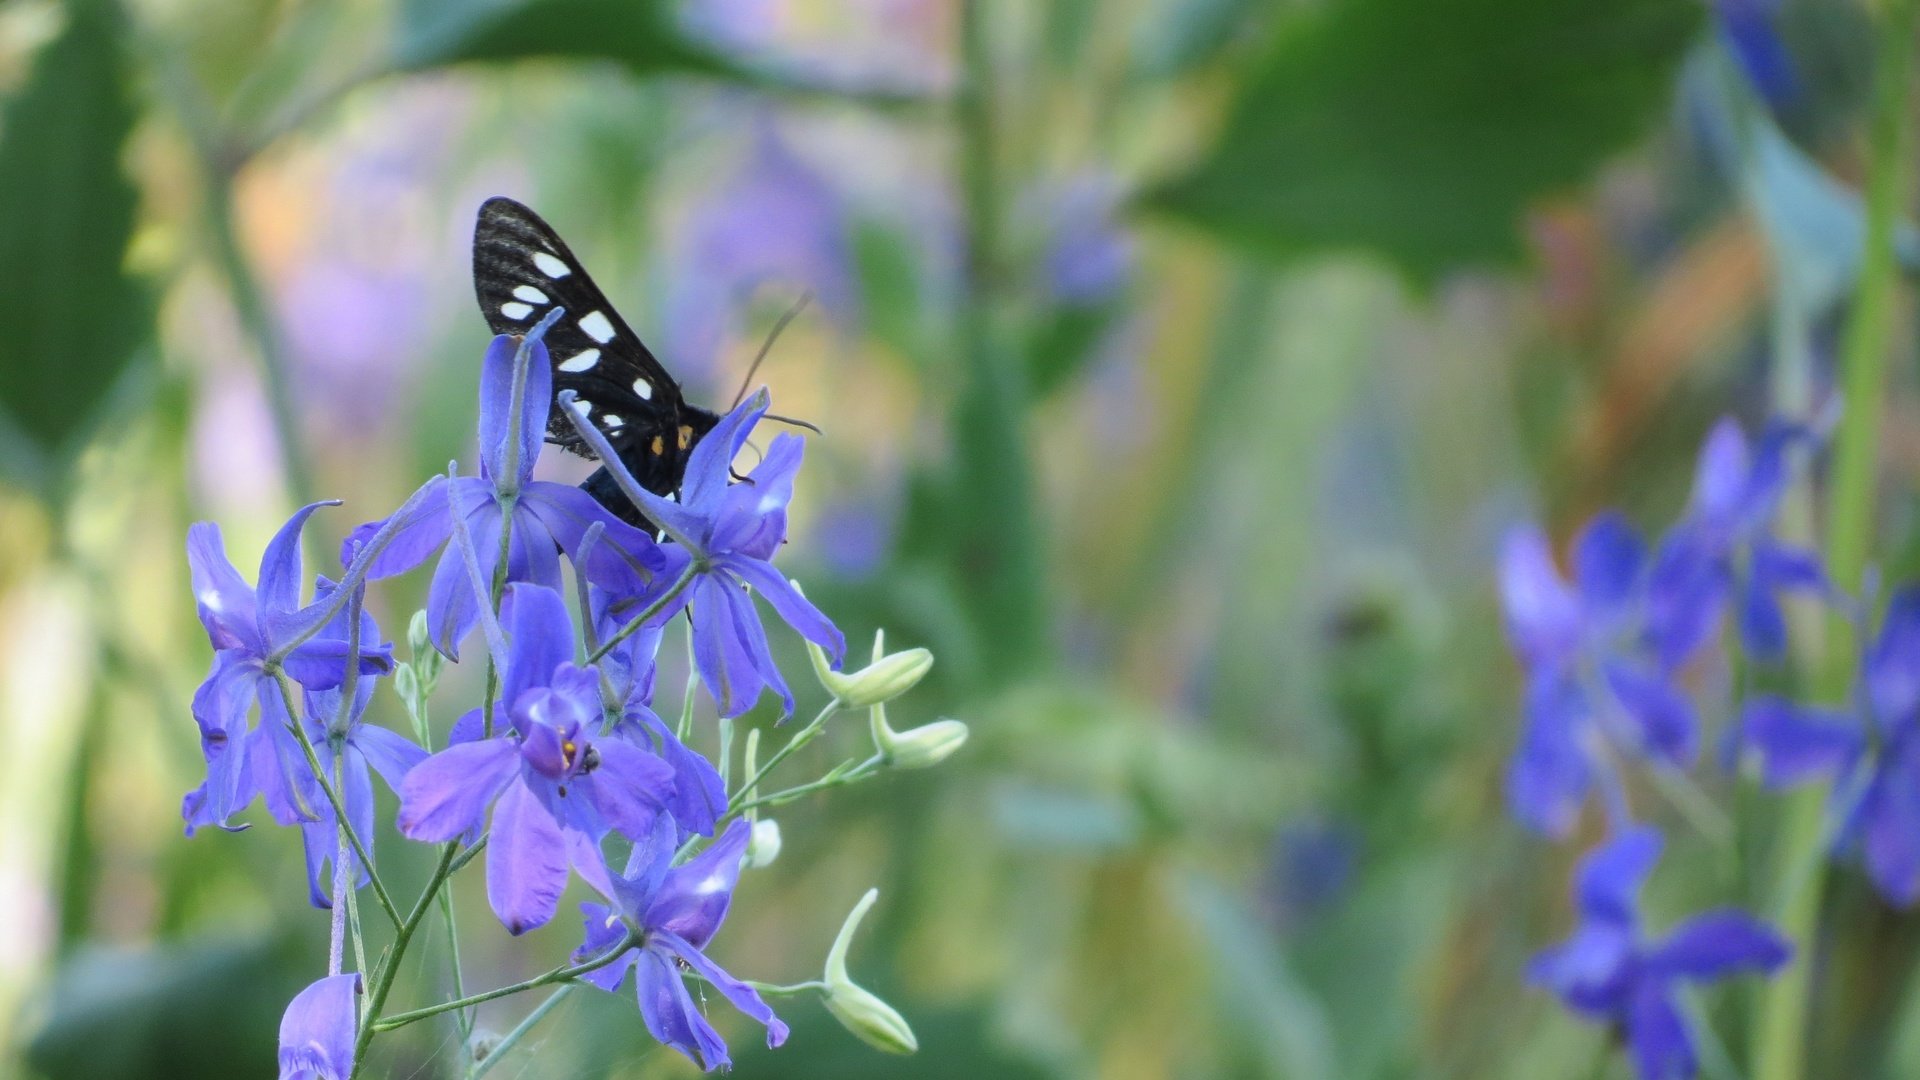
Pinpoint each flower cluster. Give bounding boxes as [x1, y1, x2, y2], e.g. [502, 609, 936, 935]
[1500, 416, 1840, 1078]
[185, 318, 964, 1076]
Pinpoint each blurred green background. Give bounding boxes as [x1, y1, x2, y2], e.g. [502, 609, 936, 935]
[0, 0, 1910, 1076]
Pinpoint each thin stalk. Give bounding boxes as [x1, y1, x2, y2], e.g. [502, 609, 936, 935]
[727, 700, 842, 813]
[726, 755, 885, 817]
[328, 749, 351, 976]
[1752, 3, 1917, 1077]
[349, 840, 466, 1076]
[467, 985, 576, 1079]
[370, 933, 639, 1033]
[587, 563, 698, 664]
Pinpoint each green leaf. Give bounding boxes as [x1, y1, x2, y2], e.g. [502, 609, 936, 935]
[1144, 0, 1703, 279]
[0, 0, 147, 477]
[393, 0, 730, 75]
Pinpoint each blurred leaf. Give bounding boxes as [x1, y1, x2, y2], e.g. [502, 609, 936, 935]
[1179, 875, 1340, 1080]
[0, 0, 147, 479]
[1145, 0, 1703, 279]
[393, 0, 730, 75]
[24, 937, 305, 1079]
[1025, 300, 1122, 399]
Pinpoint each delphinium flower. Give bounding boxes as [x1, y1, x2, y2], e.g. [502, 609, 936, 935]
[1529, 826, 1790, 1080]
[1654, 416, 1827, 663]
[277, 973, 361, 1080]
[1742, 586, 1920, 905]
[1500, 513, 1704, 836]
[572, 817, 787, 1071]
[183, 501, 394, 834]
[558, 384, 846, 717]
[397, 584, 677, 933]
[295, 579, 427, 908]
[343, 324, 668, 659]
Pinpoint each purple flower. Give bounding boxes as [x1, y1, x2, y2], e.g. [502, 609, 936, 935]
[343, 332, 668, 660]
[1028, 171, 1134, 306]
[1657, 417, 1827, 663]
[1529, 827, 1790, 1080]
[592, 388, 845, 717]
[183, 503, 394, 835]
[295, 586, 428, 908]
[1500, 515, 1700, 836]
[1715, 0, 1797, 108]
[397, 584, 676, 933]
[278, 973, 360, 1080]
[573, 818, 787, 1071]
[1743, 587, 1920, 905]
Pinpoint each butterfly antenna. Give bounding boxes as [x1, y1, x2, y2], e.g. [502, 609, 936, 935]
[730, 291, 814, 409]
[764, 413, 824, 435]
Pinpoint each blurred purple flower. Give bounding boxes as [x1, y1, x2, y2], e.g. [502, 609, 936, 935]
[663, 127, 857, 376]
[1030, 171, 1135, 306]
[1743, 587, 1920, 906]
[278, 973, 360, 1080]
[1530, 826, 1789, 1080]
[343, 332, 666, 659]
[1500, 514, 1701, 836]
[183, 504, 394, 835]
[397, 585, 677, 934]
[680, 0, 954, 93]
[1657, 417, 1827, 663]
[573, 818, 787, 1070]
[1715, 0, 1797, 108]
[597, 388, 845, 717]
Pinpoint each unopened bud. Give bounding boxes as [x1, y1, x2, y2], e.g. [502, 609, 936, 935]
[874, 714, 969, 770]
[392, 662, 419, 708]
[747, 818, 783, 868]
[822, 889, 917, 1054]
[407, 610, 432, 659]
[807, 627, 932, 710]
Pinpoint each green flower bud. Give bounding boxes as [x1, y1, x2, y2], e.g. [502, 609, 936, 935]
[802, 616, 934, 710]
[747, 818, 783, 868]
[873, 713, 969, 770]
[392, 662, 419, 709]
[407, 610, 432, 660]
[822, 889, 917, 1055]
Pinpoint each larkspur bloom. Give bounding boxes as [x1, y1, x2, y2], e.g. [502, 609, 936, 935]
[569, 386, 845, 717]
[1529, 827, 1790, 1080]
[278, 973, 360, 1080]
[573, 818, 787, 1071]
[295, 581, 428, 908]
[1743, 587, 1920, 905]
[1500, 514, 1702, 836]
[397, 584, 676, 933]
[1655, 416, 1826, 662]
[184, 502, 393, 835]
[343, 329, 667, 659]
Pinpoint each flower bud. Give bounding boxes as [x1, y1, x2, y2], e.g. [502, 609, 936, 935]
[392, 662, 419, 706]
[747, 818, 783, 868]
[807, 627, 933, 710]
[822, 889, 917, 1054]
[873, 714, 969, 770]
[407, 610, 432, 660]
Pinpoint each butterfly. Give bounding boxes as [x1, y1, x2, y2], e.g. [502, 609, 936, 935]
[471, 196, 721, 530]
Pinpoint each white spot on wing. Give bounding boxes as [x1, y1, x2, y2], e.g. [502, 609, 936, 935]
[558, 349, 600, 372]
[631, 378, 653, 400]
[500, 301, 533, 320]
[578, 311, 615, 344]
[533, 252, 571, 279]
[512, 285, 548, 303]
[603, 414, 624, 428]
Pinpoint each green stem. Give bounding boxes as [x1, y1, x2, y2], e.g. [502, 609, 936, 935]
[726, 700, 842, 814]
[467, 985, 576, 1079]
[349, 840, 467, 1076]
[727, 755, 885, 818]
[587, 562, 697, 664]
[371, 933, 638, 1033]
[1753, 4, 1917, 1078]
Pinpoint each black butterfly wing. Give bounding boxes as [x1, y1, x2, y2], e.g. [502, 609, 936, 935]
[472, 196, 686, 458]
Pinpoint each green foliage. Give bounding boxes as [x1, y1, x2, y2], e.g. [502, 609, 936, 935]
[0, 0, 147, 482]
[1146, 0, 1703, 279]
[393, 0, 729, 74]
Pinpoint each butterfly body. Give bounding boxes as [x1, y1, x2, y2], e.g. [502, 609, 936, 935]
[472, 196, 718, 528]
